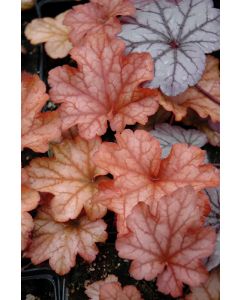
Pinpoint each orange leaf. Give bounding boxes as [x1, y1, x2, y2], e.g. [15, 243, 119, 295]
[25, 11, 72, 59]
[116, 187, 216, 297]
[185, 268, 220, 300]
[158, 56, 220, 123]
[94, 129, 219, 232]
[24, 207, 108, 275]
[48, 33, 159, 139]
[64, 0, 135, 46]
[26, 137, 108, 222]
[21, 169, 40, 250]
[21, 72, 61, 152]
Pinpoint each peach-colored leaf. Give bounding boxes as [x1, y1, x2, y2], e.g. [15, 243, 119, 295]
[49, 33, 159, 139]
[21, 169, 40, 250]
[116, 187, 216, 297]
[185, 268, 220, 300]
[24, 207, 108, 275]
[64, 0, 135, 46]
[25, 11, 72, 59]
[21, 72, 61, 152]
[94, 129, 219, 233]
[158, 56, 220, 123]
[85, 275, 118, 300]
[100, 282, 143, 300]
[26, 137, 108, 222]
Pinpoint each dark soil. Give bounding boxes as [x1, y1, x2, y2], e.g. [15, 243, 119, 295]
[21, 1, 220, 299]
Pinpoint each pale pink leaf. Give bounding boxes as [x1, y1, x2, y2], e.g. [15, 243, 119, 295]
[49, 34, 159, 139]
[64, 0, 135, 46]
[94, 129, 219, 233]
[185, 267, 220, 300]
[99, 282, 143, 300]
[116, 186, 216, 297]
[85, 275, 118, 300]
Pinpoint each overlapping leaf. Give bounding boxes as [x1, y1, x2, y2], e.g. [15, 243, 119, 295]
[116, 186, 216, 297]
[85, 275, 118, 300]
[94, 129, 219, 232]
[24, 207, 108, 275]
[204, 187, 220, 271]
[99, 282, 143, 300]
[21, 169, 40, 250]
[158, 56, 220, 122]
[85, 274, 142, 300]
[49, 33, 160, 139]
[22, 72, 61, 152]
[64, 0, 135, 46]
[26, 137, 108, 222]
[185, 267, 220, 300]
[25, 11, 72, 59]
[120, 0, 220, 96]
[150, 123, 207, 158]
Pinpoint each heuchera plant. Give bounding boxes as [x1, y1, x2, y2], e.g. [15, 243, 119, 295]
[22, 0, 220, 298]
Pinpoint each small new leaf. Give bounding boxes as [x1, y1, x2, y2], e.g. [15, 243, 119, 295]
[25, 11, 72, 59]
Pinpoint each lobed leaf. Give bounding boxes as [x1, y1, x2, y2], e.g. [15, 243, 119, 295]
[120, 0, 220, 96]
[26, 137, 108, 222]
[94, 129, 219, 233]
[21, 169, 40, 250]
[85, 275, 118, 300]
[49, 33, 160, 139]
[25, 11, 72, 59]
[64, 0, 135, 46]
[21, 72, 61, 152]
[116, 186, 216, 297]
[150, 123, 207, 158]
[100, 282, 143, 300]
[158, 56, 220, 122]
[185, 267, 219, 300]
[24, 207, 108, 275]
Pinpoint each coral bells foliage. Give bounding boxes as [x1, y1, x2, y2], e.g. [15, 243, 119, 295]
[94, 129, 219, 234]
[24, 206, 108, 275]
[48, 33, 160, 139]
[26, 137, 108, 222]
[21, 169, 40, 251]
[116, 187, 216, 297]
[64, 0, 136, 46]
[21, 72, 61, 152]
[21, 0, 220, 296]
[85, 275, 143, 300]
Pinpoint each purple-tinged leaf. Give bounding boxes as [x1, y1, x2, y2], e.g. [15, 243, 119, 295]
[204, 187, 220, 271]
[205, 187, 220, 231]
[120, 0, 220, 96]
[205, 232, 220, 271]
[150, 123, 208, 158]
